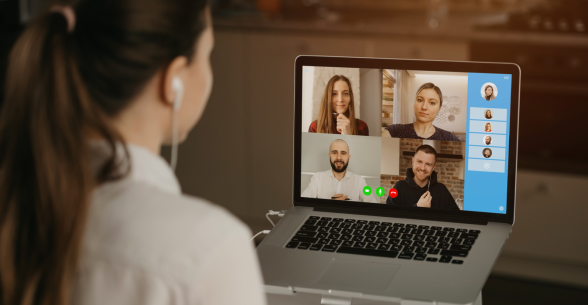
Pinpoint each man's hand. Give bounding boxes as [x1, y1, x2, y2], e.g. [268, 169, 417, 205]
[336, 113, 352, 135]
[331, 194, 348, 201]
[416, 191, 432, 208]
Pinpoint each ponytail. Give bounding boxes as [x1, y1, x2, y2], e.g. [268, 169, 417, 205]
[0, 0, 208, 303]
[0, 12, 124, 305]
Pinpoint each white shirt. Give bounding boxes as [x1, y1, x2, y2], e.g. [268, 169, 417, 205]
[301, 170, 377, 203]
[73, 143, 267, 305]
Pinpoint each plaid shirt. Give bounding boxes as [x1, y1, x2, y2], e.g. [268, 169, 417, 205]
[308, 119, 370, 136]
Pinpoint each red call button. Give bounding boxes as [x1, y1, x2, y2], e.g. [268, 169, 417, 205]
[389, 188, 398, 198]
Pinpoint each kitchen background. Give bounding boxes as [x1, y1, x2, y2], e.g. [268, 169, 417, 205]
[2, 0, 588, 303]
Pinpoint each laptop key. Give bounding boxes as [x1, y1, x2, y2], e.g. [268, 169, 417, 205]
[389, 233, 401, 239]
[447, 232, 460, 238]
[463, 239, 476, 246]
[309, 216, 320, 220]
[393, 223, 405, 227]
[333, 218, 344, 222]
[437, 243, 450, 249]
[365, 231, 377, 237]
[309, 244, 323, 251]
[327, 222, 340, 228]
[291, 236, 318, 243]
[390, 245, 403, 251]
[469, 230, 481, 234]
[439, 237, 451, 243]
[400, 240, 412, 246]
[425, 236, 438, 242]
[342, 229, 353, 235]
[424, 230, 435, 236]
[388, 239, 401, 245]
[432, 226, 442, 230]
[340, 223, 352, 229]
[317, 238, 330, 245]
[296, 231, 318, 237]
[337, 247, 399, 258]
[328, 234, 341, 240]
[364, 225, 376, 231]
[427, 248, 440, 255]
[461, 233, 479, 239]
[452, 260, 464, 264]
[377, 232, 390, 238]
[286, 242, 299, 248]
[398, 251, 414, 259]
[330, 240, 342, 246]
[342, 241, 354, 247]
[398, 228, 410, 234]
[450, 238, 464, 244]
[403, 246, 416, 253]
[330, 228, 342, 234]
[304, 220, 317, 226]
[316, 220, 328, 227]
[317, 232, 329, 239]
[377, 244, 390, 250]
[350, 224, 364, 230]
[443, 228, 455, 232]
[435, 231, 448, 237]
[365, 236, 377, 243]
[425, 242, 438, 248]
[340, 234, 353, 241]
[413, 229, 424, 235]
[322, 245, 337, 252]
[381, 222, 393, 226]
[415, 247, 427, 254]
[426, 257, 438, 262]
[439, 256, 452, 263]
[414, 253, 427, 261]
[401, 234, 414, 240]
[297, 242, 311, 250]
[300, 225, 318, 232]
[344, 219, 356, 223]
[457, 229, 468, 233]
[353, 230, 366, 236]
[375, 225, 387, 231]
[320, 217, 332, 221]
[418, 225, 430, 229]
[366, 243, 378, 249]
[413, 241, 425, 247]
[318, 227, 330, 233]
[440, 250, 469, 257]
[357, 220, 368, 224]
[387, 227, 399, 233]
[354, 242, 367, 248]
[406, 224, 417, 229]
[351, 236, 364, 242]
[412, 235, 425, 241]
[376, 238, 389, 244]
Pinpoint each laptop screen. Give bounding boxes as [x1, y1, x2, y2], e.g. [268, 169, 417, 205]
[298, 65, 514, 215]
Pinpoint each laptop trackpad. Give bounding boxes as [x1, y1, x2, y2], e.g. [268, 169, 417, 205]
[317, 259, 400, 290]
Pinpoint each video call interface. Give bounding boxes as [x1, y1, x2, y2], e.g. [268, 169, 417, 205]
[300, 66, 512, 214]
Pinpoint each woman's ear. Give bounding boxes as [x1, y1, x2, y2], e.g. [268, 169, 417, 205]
[161, 56, 188, 108]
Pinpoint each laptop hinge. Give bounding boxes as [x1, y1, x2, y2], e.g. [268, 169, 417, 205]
[313, 206, 488, 225]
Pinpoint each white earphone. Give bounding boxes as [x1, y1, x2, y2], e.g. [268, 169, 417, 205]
[172, 77, 184, 111]
[170, 77, 184, 170]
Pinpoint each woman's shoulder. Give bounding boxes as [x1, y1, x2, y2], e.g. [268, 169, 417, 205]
[308, 120, 318, 132]
[355, 119, 370, 136]
[87, 182, 250, 269]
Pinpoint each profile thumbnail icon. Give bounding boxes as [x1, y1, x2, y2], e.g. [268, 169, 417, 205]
[484, 122, 492, 132]
[481, 83, 497, 101]
[483, 148, 492, 158]
[484, 136, 492, 145]
[484, 109, 493, 119]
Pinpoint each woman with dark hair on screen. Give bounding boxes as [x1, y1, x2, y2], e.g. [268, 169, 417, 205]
[308, 75, 369, 135]
[485, 109, 493, 119]
[0, 1, 265, 305]
[484, 85, 496, 101]
[485, 122, 492, 132]
[385, 82, 460, 141]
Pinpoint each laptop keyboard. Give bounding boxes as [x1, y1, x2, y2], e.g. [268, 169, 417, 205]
[285, 216, 481, 264]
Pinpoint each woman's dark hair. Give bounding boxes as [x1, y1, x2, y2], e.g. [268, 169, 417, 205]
[0, 1, 208, 304]
[415, 82, 443, 107]
[316, 75, 359, 135]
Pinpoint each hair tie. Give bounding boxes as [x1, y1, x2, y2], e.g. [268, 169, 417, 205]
[50, 5, 76, 33]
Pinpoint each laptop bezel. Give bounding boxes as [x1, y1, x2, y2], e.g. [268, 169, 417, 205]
[292, 55, 520, 225]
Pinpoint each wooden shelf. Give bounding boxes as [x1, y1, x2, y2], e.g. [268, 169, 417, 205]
[402, 151, 463, 160]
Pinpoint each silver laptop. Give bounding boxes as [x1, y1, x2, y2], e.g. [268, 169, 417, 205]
[257, 56, 520, 305]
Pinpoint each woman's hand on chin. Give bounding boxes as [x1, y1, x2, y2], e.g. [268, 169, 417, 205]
[336, 113, 351, 135]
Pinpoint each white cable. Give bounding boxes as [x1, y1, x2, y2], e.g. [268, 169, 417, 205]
[250, 230, 271, 242]
[170, 109, 179, 170]
[265, 210, 287, 227]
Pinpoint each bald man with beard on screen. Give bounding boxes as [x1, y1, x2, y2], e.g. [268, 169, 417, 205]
[302, 139, 377, 203]
[386, 145, 459, 210]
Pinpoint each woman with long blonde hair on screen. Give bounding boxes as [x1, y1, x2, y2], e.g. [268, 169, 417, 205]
[0, 1, 265, 305]
[484, 85, 496, 101]
[308, 75, 369, 136]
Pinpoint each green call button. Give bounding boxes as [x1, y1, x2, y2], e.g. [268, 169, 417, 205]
[363, 186, 372, 196]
